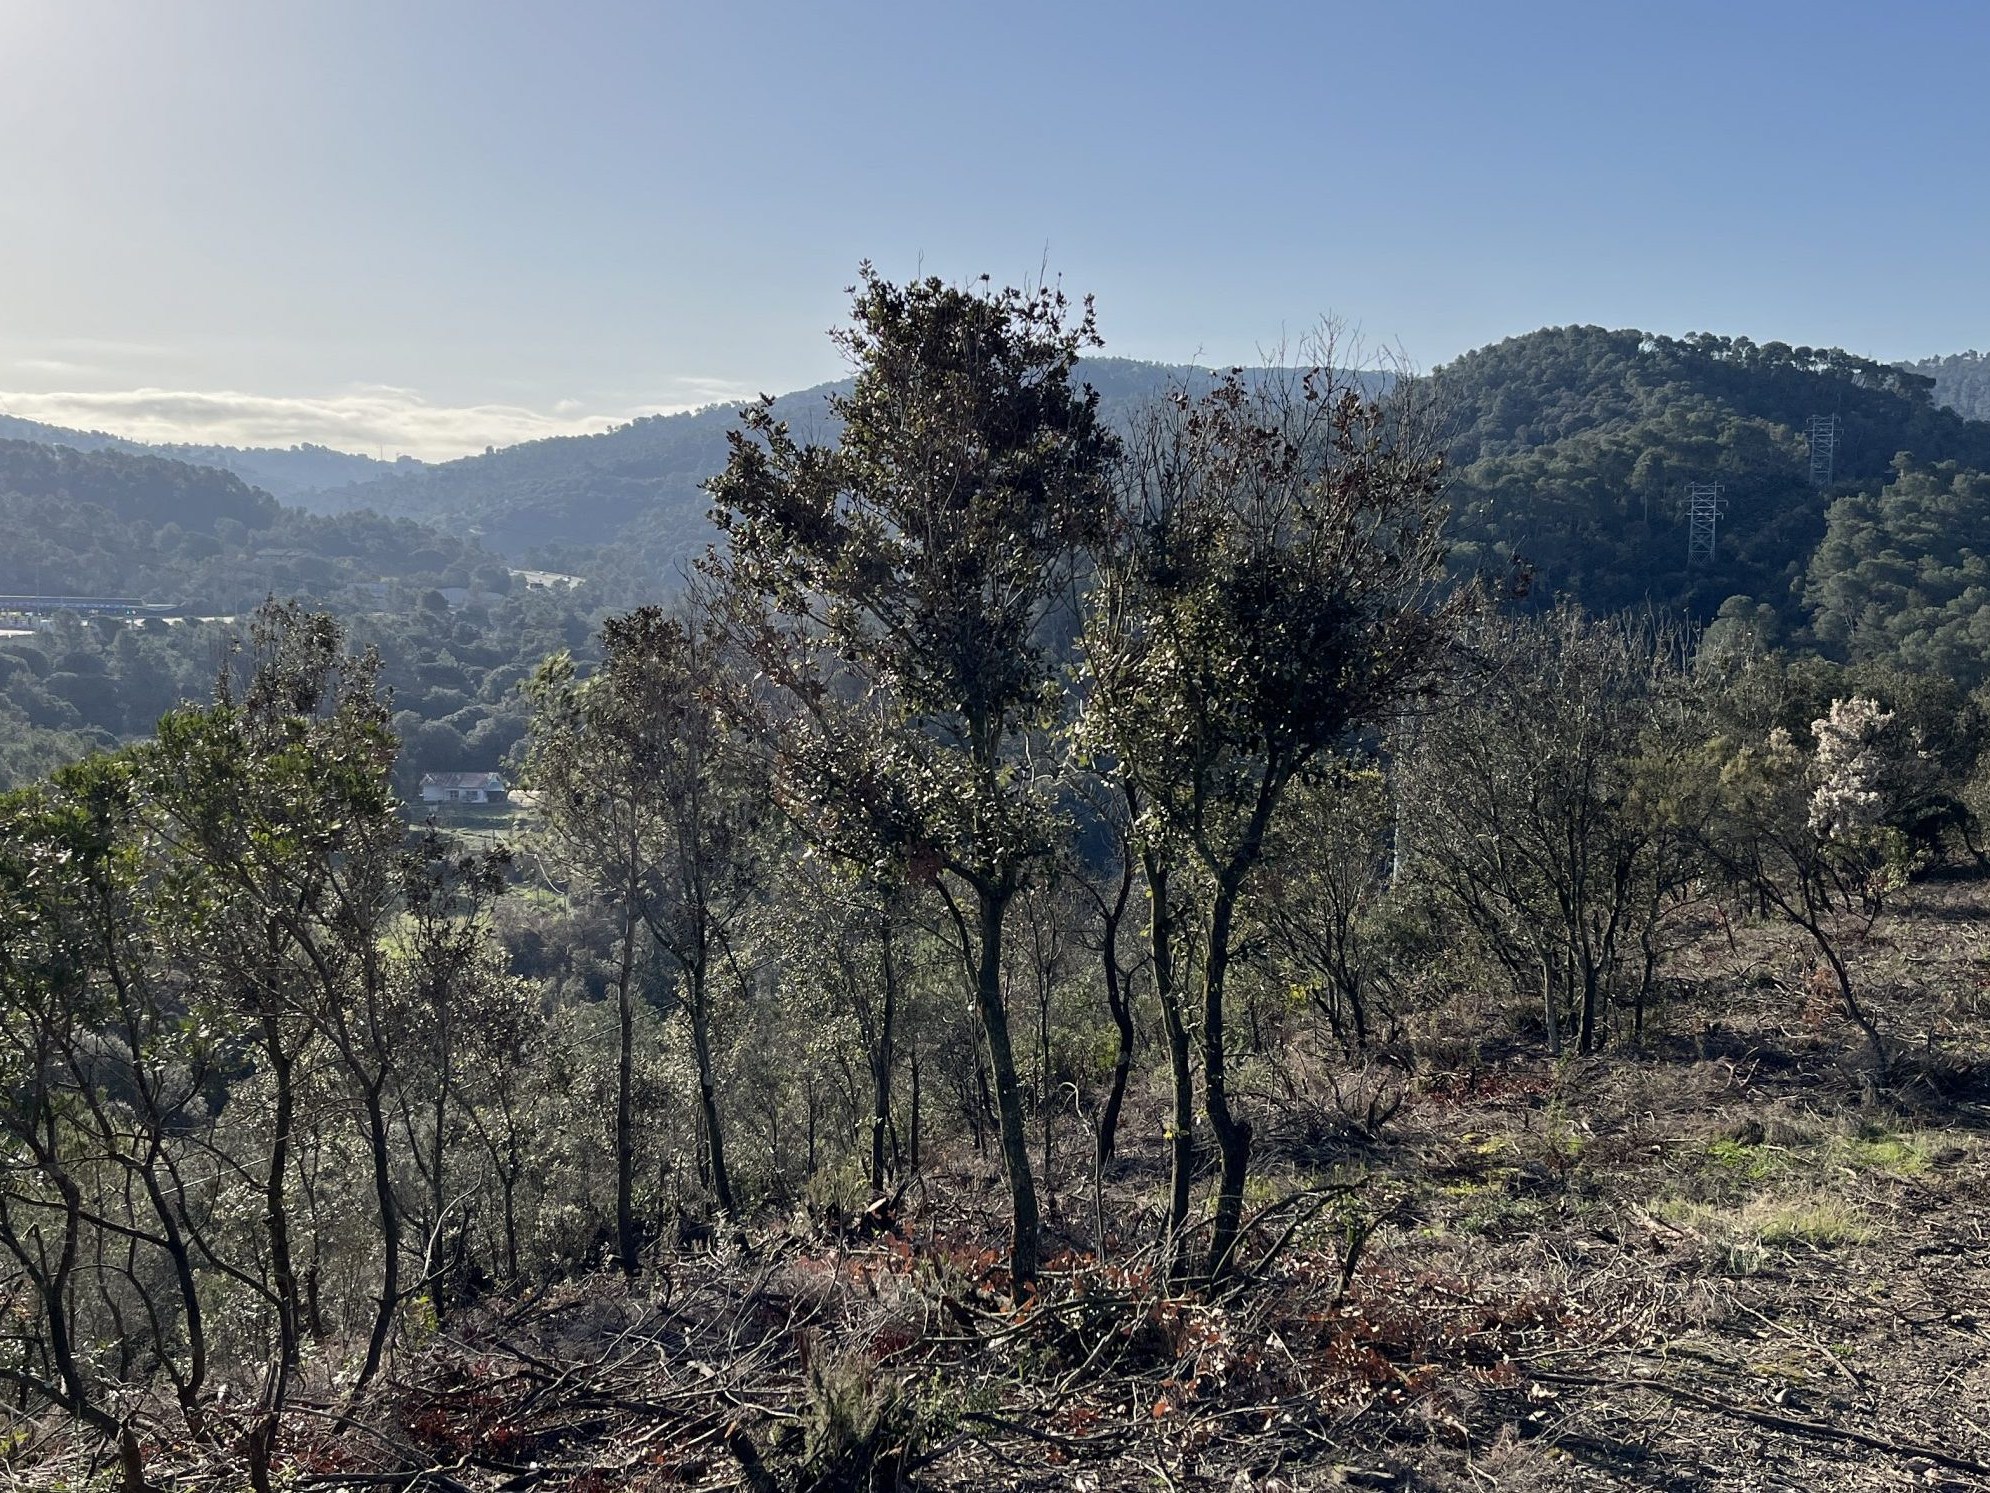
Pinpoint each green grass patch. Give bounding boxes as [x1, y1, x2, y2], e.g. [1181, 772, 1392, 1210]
[1753, 1195, 1871, 1248]
[1830, 1124, 1939, 1178]
[1455, 1193, 1544, 1238]
[1653, 1189, 1871, 1272]
[1702, 1137, 1781, 1180]
[1696, 1120, 1945, 1185]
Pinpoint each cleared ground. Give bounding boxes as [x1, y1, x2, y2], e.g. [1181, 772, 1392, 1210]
[50, 878, 1990, 1492]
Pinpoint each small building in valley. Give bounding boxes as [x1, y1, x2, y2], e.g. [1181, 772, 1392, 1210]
[419, 770, 509, 805]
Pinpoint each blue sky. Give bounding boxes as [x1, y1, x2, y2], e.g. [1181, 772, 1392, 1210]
[0, 0, 1983, 456]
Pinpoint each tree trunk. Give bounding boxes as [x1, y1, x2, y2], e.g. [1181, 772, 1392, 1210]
[137, 1147, 207, 1437]
[1201, 881, 1254, 1283]
[1635, 945, 1655, 1047]
[1095, 840, 1137, 1165]
[1037, 962, 1055, 1220]
[116, 1425, 149, 1493]
[1349, 965, 1370, 1053]
[909, 1051, 922, 1172]
[973, 886, 1039, 1295]
[261, 1022, 301, 1396]
[973, 1053, 992, 1154]
[1576, 958, 1599, 1056]
[1145, 851, 1194, 1280]
[614, 903, 641, 1275]
[427, 993, 450, 1304]
[1541, 955, 1562, 1058]
[870, 919, 898, 1192]
[1811, 920, 1886, 1079]
[804, 1079, 818, 1177]
[1097, 931, 1135, 1166]
[687, 959, 738, 1221]
[500, 1154, 521, 1281]
[352, 1081, 401, 1395]
[42, 1171, 117, 1438]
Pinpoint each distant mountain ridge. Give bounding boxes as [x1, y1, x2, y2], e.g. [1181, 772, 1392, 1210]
[0, 411, 421, 501]
[15, 339, 1990, 638]
[290, 357, 1273, 570]
[1, 360, 1276, 585]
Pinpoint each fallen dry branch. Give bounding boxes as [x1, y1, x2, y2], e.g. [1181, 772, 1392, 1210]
[1530, 1366, 1990, 1479]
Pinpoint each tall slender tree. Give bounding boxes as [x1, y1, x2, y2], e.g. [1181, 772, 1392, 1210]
[526, 601, 766, 1255]
[1083, 351, 1459, 1280]
[134, 601, 410, 1461]
[708, 266, 1117, 1293]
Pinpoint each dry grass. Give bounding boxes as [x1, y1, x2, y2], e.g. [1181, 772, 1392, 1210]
[19, 877, 1990, 1490]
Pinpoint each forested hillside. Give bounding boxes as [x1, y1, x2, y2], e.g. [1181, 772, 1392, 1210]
[0, 438, 465, 603]
[1433, 327, 1990, 628]
[273, 333, 1990, 693]
[300, 387, 810, 564]
[15, 328, 1990, 802]
[0, 411, 415, 499]
[0, 440, 614, 792]
[1904, 349, 1990, 422]
[302, 359, 1230, 571]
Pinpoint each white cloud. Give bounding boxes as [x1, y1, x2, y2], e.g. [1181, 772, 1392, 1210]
[0, 380, 757, 461]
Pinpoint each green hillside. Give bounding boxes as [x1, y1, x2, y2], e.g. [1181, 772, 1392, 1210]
[304, 359, 1243, 572]
[0, 440, 618, 791]
[0, 438, 486, 609]
[16, 326, 1990, 794]
[291, 333, 1990, 653]
[1433, 327, 1990, 635]
[0, 411, 415, 500]
[1903, 350, 1990, 423]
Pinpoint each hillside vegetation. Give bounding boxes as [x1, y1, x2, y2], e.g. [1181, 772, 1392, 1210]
[0, 439, 614, 793]
[1904, 349, 1990, 423]
[0, 411, 414, 499]
[299, 360, 1251, 571]
[239, 332, 1990, 699]
[7, 276, 1990, 1492]
[1434, 327, 1990, 628]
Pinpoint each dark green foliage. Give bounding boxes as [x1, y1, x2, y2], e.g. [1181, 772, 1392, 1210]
[0, 438, 483, 609]
[709, 268, 1118, 891]
[1434, 326, 1990, 627]
[0, 706, 96, 790]
[1806, 459, 1990, 686]
[0, 437, 278, 531]
[1084, 354, 1458, 1279]
[710, 266, 1120, 1293]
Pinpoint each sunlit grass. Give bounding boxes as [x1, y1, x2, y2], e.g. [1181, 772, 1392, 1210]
[1695, 1118, 1949, 1186]
[1652, 1189, 1870, 1273]
[1830, 1124, 1939, 1178]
